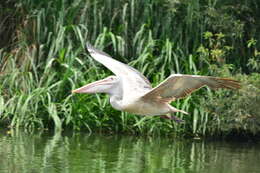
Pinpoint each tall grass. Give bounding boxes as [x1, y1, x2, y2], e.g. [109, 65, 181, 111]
[0, 0, 259, 137]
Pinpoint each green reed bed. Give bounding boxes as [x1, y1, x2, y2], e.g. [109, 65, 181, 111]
[0, 0, 259, 137]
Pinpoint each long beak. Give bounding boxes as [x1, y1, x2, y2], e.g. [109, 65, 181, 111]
[72, 78, 111, 93]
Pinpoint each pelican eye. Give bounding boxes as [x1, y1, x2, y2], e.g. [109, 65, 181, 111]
[110, 77, 116, 81]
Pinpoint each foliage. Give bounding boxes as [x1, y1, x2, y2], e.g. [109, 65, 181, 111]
[202, 73, 260, 136]
[0, 0, 260, 137]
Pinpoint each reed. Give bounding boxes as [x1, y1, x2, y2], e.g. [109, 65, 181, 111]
[0, 0, 259, 137]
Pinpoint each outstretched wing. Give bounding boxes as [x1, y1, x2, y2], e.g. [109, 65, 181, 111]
[86, 43, 152, 98]
[142, 74, 240, 102]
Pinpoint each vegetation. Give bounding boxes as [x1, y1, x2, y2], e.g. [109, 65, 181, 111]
[0, 0, 259, 138]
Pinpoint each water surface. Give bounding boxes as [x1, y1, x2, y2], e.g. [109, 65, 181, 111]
[0, 129, 259, 173]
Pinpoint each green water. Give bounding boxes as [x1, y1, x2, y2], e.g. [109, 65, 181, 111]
[0, 130, 259, 173]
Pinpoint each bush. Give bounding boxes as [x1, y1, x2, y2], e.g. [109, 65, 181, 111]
[202, 73, 260, 136]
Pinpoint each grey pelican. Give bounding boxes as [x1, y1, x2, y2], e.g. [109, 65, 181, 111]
[72, 43, 240, 122]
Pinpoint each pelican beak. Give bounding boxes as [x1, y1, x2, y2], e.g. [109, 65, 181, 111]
[72, 78, 112, 93]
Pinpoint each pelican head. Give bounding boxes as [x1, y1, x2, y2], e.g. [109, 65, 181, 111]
[72, 75, 119, 94]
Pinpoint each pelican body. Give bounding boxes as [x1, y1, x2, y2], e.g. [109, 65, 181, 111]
[72, 43, 240, 122]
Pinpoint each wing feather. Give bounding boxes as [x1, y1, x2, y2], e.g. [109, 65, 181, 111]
[142, 74, 240, 102]
[86, 43, 152, 98]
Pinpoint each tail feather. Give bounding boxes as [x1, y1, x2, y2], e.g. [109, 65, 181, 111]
[169, 106, 189, 115]
[162, 106, 188, 123]
[179, 110, 189, 115]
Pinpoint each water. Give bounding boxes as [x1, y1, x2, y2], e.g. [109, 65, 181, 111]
[0, 130, 259, 173]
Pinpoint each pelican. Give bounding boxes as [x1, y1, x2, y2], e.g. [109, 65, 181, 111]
[72, 43, 240, 122]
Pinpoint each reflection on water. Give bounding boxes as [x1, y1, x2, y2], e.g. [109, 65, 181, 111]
[0, 129, 259, 173]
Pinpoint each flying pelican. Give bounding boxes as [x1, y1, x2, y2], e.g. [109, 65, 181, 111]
[72, 43, 240, 122]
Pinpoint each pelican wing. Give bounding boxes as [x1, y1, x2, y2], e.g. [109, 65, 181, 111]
[86, 43, 152, 97]
[142, 74, 240, 102]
